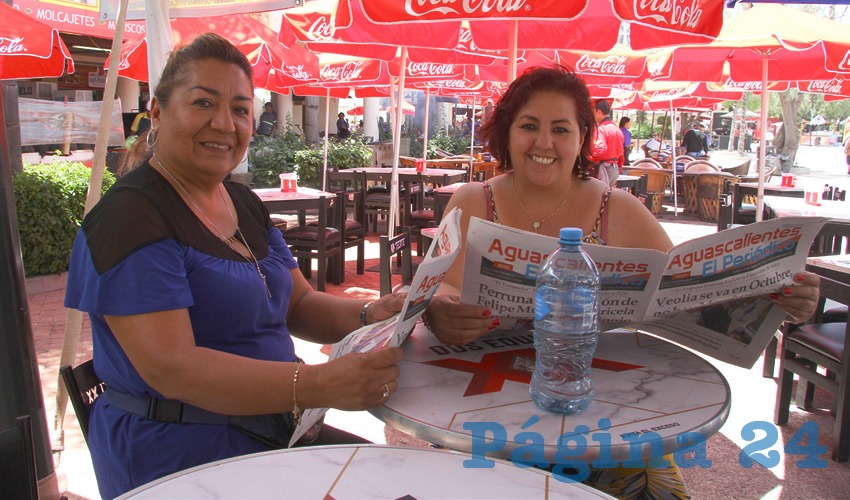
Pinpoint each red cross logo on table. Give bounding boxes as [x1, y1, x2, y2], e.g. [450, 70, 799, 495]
[422, 348, 644, 397]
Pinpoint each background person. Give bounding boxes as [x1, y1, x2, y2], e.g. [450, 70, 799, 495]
[66, 34, 404, 499]
[256, 101, 277, 137]
[619, 116, 632, 166]
[681, 121, 708, 157]
[422, 64, 821, 500]
[336, 112, 350, 139]
[589, 99, 624, 187]
[645, 131, 670, 161]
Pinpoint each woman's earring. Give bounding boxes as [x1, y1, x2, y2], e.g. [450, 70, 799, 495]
[146, 130, 157, 149]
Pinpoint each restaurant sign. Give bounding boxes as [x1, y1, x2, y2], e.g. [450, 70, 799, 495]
[13, 0, 146, 38]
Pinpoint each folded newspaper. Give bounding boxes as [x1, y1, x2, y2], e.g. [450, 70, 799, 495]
[288, 208, 463, 446]
[460, 216, 828, 369]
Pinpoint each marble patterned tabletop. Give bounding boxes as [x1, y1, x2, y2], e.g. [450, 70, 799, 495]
[371, 327, 731, 463]
[118, 445, 614, 499]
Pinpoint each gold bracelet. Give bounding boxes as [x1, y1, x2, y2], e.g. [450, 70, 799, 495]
[292, 361, 304, 426]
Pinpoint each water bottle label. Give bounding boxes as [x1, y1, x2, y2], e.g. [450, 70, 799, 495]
[582, 303, 594, 328]
[534, 292, 551, 321]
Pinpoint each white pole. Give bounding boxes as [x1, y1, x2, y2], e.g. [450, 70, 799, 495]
[670, 102, 678, 216]
[422, 88, 430, 164]
[145, 0, 174, 94]
[322, 88, 330, 191]
[388, 47, 408, 238]
[508, 21, 518, 82]
[756, 52, 769, 222]
[468, 100, 477, 178]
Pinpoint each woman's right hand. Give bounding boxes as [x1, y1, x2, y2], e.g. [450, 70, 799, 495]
[424, 294, 500, 346]
[308, 347, 404, 411]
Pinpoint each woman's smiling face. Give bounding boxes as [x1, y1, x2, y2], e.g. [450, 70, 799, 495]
[508, 90, 583, 187]
[151, 59, 253, 178]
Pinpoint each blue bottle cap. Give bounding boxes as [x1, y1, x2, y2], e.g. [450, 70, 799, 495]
[559, 227, 583, 245]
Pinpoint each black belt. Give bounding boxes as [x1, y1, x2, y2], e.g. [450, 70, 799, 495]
[101, 388, 229, 425]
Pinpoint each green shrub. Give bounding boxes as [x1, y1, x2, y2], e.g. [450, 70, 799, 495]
[429, 132, 470, 155]
[294, 139, 374, 190]
[248, 117, 306, 188]
[294, 147, 324, 189]
[13, 162, 116, 276]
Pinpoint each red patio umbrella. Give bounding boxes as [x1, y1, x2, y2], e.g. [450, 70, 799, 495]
[0, 2, 74, 79]
[108, 14, 320, 90]
[645, 4, 850, 221]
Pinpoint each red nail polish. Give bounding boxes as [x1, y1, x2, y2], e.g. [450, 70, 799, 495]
[770, 293, 779, 299]
[493, 319, 500, 326]
[483, 310, 491, 317]
[489, 326, 496, 331]
[795, 275, 805, 282]
[784, 288, 792, 295]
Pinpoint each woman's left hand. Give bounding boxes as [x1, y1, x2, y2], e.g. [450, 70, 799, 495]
[770, 272, 821, 324]
[366, 293, 407, 325]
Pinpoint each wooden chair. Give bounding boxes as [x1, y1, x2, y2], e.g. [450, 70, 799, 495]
[379, 227, 413, 297]
[721, 159, 751, 177]
[282, 195, 342, 292]
[675, 154, 696, 165]
[0, 415, 38, 500]
[60, 359, 105, 443]
[630, 158, 664, 169]
[764, 222, 850, 378]
[774, 272, 850, 462]
[625, 163, 669, 214]
[696, 173, 738, 222]
[685, 160, 721, 172]
[335, 189, 367, 279]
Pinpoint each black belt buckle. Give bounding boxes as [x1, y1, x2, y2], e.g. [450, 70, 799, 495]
[145, 397, 184, 423]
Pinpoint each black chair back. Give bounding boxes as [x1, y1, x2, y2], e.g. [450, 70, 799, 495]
[0, 415, 39, 500]
[380, 227, 413, 297]
[60, 360, 105, 443]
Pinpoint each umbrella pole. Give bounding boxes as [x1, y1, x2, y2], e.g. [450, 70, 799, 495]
[670, 103, 678, 216]
[509, 21, 518, 82]
[422, 88, 430, 164]
[469, 101, 477, 178]
[53, 0, 129, 457]
[389, 47, 408, 238]
[756, 52, 769, 222]
[323, 88, 330, 192]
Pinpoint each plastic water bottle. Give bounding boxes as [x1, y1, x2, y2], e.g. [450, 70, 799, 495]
[530, 228, 600, 414]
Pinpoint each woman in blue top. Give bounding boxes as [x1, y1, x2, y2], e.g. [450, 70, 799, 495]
[65, 34, 404, 499]
[619, 116, 632, 166]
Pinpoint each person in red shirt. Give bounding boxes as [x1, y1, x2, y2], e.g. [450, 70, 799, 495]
[589, 99, 624, 187]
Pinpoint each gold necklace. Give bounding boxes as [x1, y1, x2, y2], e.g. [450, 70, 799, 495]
[511, 172, 574, 233]
[153, 155, 272, 298]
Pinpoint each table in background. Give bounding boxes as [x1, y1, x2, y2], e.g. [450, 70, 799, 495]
[763, 195, 850, 222]
[615, 175, 640, 195]
[331, 167, 467, 187]
[371, 327, 730, 463]
[732, 183, 804, 224]
[118, 445, 614, 499]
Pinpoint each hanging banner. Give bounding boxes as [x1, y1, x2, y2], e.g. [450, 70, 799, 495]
[100, 0, 302, 21]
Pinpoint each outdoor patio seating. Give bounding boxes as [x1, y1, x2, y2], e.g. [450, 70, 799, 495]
[282, 195, 342, 292]
[696, 173, 739, 222]
[720, 159, 751, 177]
[685, 160, 721, 172]
[774, 269, 850, 462]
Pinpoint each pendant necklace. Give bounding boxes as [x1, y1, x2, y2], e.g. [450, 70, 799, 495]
[511, 172, 574, 233]
[153, 154, 272, 298]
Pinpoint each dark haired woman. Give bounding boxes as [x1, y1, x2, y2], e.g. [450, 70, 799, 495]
[423, 65, 820, 500]
[619, 116, 632, 166]
[66, 33, 404, 498]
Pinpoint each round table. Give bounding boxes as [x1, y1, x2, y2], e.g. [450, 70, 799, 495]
[371, 327, 731, 463]
[118, 444, 614, 499]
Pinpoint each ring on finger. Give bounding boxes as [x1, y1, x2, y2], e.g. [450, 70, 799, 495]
[382, 383, 390, 398]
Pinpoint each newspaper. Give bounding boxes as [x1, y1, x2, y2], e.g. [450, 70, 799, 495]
[288, 208, 463, 446]
[460, 216, 829, 369]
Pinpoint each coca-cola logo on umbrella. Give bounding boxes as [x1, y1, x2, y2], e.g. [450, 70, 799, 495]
[307, 16, 335, 41]
[407, 62, 456, 77]
[321, 61, 364, 81]
[0, 37, 27, 54]
[403, 0, 531, 18]
[281, 64, 313, 81]
[576, 55, 628, 75]
[806, 79, 845, 95]
[631, 0, 704, 29]
[723, 78, 763, 91]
